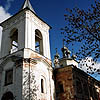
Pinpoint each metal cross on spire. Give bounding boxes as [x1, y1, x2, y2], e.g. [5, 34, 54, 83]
[63, 39, 65, 47]
[54, 48, 60, 59]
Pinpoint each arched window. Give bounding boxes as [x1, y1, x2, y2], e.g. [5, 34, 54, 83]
[10, 28, 18, 53]
[1, 91, 14, 100]
[35, 29, 43, 55]
[41, 76, 46, 93]
[41, 79, 44, 93]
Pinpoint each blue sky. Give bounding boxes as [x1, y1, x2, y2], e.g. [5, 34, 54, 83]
[0, 0, 99, 80]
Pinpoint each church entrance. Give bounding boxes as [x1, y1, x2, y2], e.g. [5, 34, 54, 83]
[1, 91, 14, 100]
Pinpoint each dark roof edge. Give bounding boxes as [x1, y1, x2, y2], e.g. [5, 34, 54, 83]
[54, 65, 100, 83]
[0, 8, 52, 29]
[73, 67, 100, 83]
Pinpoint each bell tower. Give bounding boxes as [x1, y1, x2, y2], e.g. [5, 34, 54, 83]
[0, 0, 51, 59]
[0, 0, 54, 100]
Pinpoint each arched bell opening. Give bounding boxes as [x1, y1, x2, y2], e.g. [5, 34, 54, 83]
[35, 29, 43, 55]
[10, 28, 18, 53]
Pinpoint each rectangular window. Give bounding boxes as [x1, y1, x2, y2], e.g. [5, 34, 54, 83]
[56, 82, 64, 94]
[76, 80, 82, 94]
[5, 69, 13, 85]
[59, 84, 64, 93]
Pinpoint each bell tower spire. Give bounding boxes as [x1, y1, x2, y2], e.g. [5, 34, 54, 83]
[21, 0, 35, 13]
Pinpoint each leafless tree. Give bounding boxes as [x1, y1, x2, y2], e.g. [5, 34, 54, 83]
[61, 0, 100, 75]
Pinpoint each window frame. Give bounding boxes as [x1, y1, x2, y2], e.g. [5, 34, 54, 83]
[41, 79, 44, 93]
[5, 69, 13, 86]
[56, 81, 64, 94]
[76, 78, 83, 94]
[40, 76, 46, 94]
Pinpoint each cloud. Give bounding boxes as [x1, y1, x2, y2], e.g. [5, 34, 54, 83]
[79, 57, 100, 74]
[0, 6, 11, 50]
[5, 0, 14, 11]
[0, 6, 11, 22]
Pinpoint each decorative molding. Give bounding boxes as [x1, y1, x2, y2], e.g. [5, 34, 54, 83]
[23, 58, 37, 65]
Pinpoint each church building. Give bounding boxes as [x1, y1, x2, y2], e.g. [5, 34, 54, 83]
[0, 0, 100, 100]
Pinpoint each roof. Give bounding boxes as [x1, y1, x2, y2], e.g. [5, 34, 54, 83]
[0, 8, 51, 29]
[0, 0, 52, 29]
[21, 0, 35, 13]
[54, 65, 100, 83]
